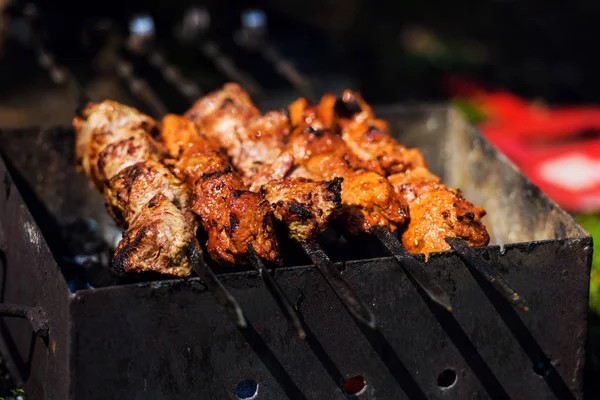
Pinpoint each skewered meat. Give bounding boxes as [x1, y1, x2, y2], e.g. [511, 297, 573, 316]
[175, 107, 343, 242]
[286, 100, 407, 234]
[186, 84, 290, 184]
[75, 100, 156, 189]
[186, 85, 406, 235]
[318, 91, 426, 174]
[388, 169, 488, 255]
[73, 101, 196, 276]
[321, 90, 490, 255]
[161, 114, 280, 265]
[260, 177, 342, 241]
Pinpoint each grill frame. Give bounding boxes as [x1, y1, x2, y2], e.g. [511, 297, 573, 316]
[0, 106, 591, 399]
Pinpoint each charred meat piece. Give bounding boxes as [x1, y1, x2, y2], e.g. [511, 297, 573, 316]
[401, 189, 489, 257]
[285, 101, 407, 234]
[184, 86, 345, 241]
[161, 114, 281, 265]
[318, 91, 427, 174]
[261, 177, 343, 241]
[388, 168, 489, 255]
[309, 92, 491, 254]
[73, 101, 196, 277]
[104, 161, 194, 229]
[74, 100, 156, 189]
[113, 194, 195, 277]
[185, 84, 289, 183]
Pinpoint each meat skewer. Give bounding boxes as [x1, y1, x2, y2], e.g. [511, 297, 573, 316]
[73, 100, 246, 327]
[319, 91, 489, 255]
[322, 91, 527, 311]
[184, 84, 377, 328]
[159, 114, 306, 337]
[285, 97, 453, 311]
[184, 85, 451, 311]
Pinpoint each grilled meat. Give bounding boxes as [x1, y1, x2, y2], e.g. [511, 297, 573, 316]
[73, 101, 196, 277]
[320, 91, 490, 255]
[286, 100, 407, 234]
[319, 91, 427, 174]
[74, 100, 156, 190]
[400, 188, 489, 256]
[183, 87, 344, 241]
[186, 84, 289, 184]
[261, 177, 343, 241]
[161, 114, 280, 264]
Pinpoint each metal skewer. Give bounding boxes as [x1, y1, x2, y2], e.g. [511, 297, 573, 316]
[188, 242, 247, 328]
[236, 9, 317, 102]
[372, 226, 453, 312]
[301, 240, 377, 329]
[248, 244, 306, 339]
[175, 6, 262, 97]
[445, 237, 529, 312]
[127, 14, 203, 103]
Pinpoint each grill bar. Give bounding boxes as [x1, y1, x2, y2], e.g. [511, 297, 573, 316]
[301, 240, 377, 329]
[114, 55, 169, 118]
[198, 40, 262, 97]
[236, 10, 317, 101]
[188, 243, 247, 328]
[372, 225, 453, 311]
[446, 237, 529, 312]
[248, 244, 306, 339]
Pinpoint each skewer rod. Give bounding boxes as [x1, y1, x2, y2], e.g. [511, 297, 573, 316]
[445, 237, 529, 312]
[372, 226, 453, 312]
[301, 241, 376, 329]
[248, 244, 306, 339]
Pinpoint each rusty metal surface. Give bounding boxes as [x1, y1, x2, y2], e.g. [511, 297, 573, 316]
[0, 106, 592, 399]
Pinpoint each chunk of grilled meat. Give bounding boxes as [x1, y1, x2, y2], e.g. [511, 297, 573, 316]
[187, 87, 406, 235]
[112, 194, 194, 276]
[286, 100, 407, 234]
[261, 177, 343, 241]
[161, 114, 280, 265]
[73, 101, 196, 277]
[185, 83, 289, 184]
[318, 91, 427, 174]
[387, 168, 489, 255]
[74, 100, 156, 189]
[183, 86, 344, 241]
[319, 90, 491, 255]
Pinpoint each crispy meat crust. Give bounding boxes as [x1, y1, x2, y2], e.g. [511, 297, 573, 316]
[73, 101, 196, 277]
[161, 114, 280, 265]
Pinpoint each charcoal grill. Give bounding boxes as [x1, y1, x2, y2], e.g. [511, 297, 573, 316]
[0, 5, 594, 399]
[0, 105, 591, 400]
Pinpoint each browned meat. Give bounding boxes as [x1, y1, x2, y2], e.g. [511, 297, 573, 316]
[183, 86, 346, 241]
[112, 194, 194, 277]
[97, 130, 164, 182]
[318, 91, 490, 255]
[161, 114, 280, 265]
[318, 91, 427, 174]
[387, 167, 444, 204]
[261, 177, 342, 241]
[74, 100, 156, 189]
[73, 101, 196, 277]
[186, 84, 289, 183]
[401, 189, 489, 257]
[387, 168, 489, 255]
[103, 161, 194, 229]
[285, 102, 407, 234]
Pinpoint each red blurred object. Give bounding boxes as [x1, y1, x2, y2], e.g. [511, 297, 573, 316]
[445, 75, 600, 212]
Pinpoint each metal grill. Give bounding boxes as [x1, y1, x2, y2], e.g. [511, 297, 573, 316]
[0, 4, 593, 400]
